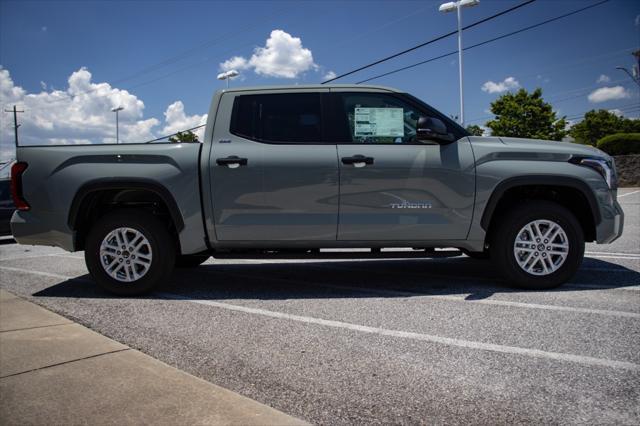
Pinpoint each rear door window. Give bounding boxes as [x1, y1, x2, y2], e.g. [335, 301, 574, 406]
[230, 93, 322, 144]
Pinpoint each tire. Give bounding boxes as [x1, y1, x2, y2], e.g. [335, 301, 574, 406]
[175, 254, 210, 268]
[491, 201, 584, 290]
[85, 209, 176, 296]
[460, 249, 490, 260]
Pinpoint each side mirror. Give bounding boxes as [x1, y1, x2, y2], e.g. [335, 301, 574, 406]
[417, 117, 455, 143]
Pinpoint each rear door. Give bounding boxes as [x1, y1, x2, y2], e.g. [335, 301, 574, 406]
[209, 90, 339, 241]
[329, 91, 475, 241]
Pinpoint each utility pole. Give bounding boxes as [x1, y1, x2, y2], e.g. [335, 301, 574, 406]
[4, 105, 24, 148]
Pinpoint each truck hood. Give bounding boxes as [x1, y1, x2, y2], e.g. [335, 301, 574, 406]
[467, 136, 610, 160]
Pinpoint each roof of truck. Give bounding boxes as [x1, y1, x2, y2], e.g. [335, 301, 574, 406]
[218, 84, 402, 93]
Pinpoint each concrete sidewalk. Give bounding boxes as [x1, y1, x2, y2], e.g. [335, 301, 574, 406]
[0, 289, 307, 425]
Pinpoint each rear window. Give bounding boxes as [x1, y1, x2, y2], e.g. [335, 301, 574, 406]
[230, 93, 322, 144]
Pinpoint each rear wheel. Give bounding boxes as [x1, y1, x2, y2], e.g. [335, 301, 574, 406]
[85, 209, 175, 295]
[491, 201, 584, 290]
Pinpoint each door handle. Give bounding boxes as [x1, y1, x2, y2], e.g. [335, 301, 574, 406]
[216, 156, 248, 168]
[341, 155, 374, 167]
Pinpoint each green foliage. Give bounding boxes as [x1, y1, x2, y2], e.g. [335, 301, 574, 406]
[569, 110, 640, 146]
[485, 88, 567, 141]
[168, 130, 199, 143]
[596, 133, 640, 155]
[465, 124, 484, 136]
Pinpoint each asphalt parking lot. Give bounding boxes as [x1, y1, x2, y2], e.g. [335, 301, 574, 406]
[1, 188, 638, 425]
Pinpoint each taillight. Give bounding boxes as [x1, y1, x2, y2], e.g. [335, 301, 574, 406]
[10, 162, 30, 211]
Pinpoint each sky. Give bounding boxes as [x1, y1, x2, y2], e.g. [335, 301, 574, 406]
[1, 0, 639, 164]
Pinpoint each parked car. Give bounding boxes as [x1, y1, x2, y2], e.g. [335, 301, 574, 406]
[10, 85, 624, 295]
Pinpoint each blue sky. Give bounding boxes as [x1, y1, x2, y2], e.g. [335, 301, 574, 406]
[0, 0, 639, 160]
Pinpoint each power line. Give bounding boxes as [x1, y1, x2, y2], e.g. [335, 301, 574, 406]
[467, 77, 632, 124]
[321, 0, 538, 84]
[468, 102, 640, 125]
[565, 103, 640, 121]
[547, 78, 627, 101]
[356, 0, 611, 84]
[19, 4, 298, 111]
[515, 47, 635, 82]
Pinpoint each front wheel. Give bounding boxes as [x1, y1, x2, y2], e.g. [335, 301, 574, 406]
[491, 201, 584, 290]
[85, 209, 176, 296]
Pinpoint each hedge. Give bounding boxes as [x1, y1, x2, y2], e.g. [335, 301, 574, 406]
[596, 133, 640, 156]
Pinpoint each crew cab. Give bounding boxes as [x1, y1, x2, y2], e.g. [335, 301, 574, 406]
[10, 85, 624, 295]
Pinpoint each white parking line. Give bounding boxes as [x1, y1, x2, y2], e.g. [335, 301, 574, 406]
[580, 267, 633, 272]
[0, 253, 65, 262]
[159, 292, 640, 371]
[618, 190, 640, 198]
[318, 283, 640, 317]
[51, 253, 84, 260]
[2, 264, 638, 369]
[586, 251, 640, 257]
[587, 254, 640, 260]
[0, 266, 90, 282]
[567, 283, 640, 291]
[305, 262, 640, 291]
[199, 268, 640, 310]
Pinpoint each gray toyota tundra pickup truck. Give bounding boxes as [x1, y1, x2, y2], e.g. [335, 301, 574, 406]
[10, 85, 624, 295]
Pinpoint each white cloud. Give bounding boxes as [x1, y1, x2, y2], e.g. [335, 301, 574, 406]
[608, 109, 624, 117]
[481, 76, 520, 94]
[161, 101, 207, 140]
[220, 30, 317, 79]
[323, 70, 337, 81]
[596, 74, 610, 84]
[0, 66, 207, 161]
[219, 56, 249, 72]
[587, 86, 630, 103]
[0, 68, 26, 100]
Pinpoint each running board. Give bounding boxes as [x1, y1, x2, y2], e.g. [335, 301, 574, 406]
[211, 248, 463, 260]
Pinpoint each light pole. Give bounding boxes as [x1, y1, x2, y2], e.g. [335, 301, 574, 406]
[217, 70, 239, 88]
[439, 0, 480, 127]
[111, 106, 124, 144]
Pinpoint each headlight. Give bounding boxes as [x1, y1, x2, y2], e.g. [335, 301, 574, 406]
[570, 157, 617, 189]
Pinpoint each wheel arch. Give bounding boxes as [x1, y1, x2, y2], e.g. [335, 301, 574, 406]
[481, 175, 600, 243]
[68, 178, 184, 251]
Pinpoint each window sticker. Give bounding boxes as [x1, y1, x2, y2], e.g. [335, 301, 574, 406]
[354, 107, 404, 137]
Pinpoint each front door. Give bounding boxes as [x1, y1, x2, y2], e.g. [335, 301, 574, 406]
[331, 91, 475, 241]
[209, 91, 339, 241]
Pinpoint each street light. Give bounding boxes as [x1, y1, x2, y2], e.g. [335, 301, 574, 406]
[439, 0, 480, 127]
[217, 70, 239, 88]
[111, 106, 124, 144]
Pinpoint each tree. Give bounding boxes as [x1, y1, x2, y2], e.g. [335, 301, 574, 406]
[168, 130, 199, 143]
[466, 124, 484, 136]
[485, 88, 567, 141]
[569, 109, 640, 146]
